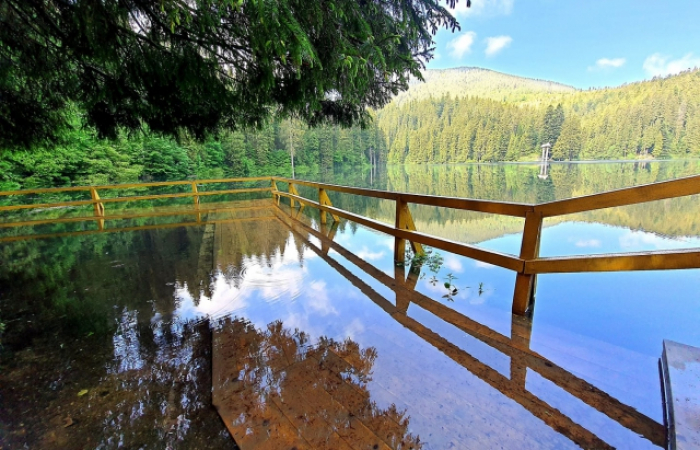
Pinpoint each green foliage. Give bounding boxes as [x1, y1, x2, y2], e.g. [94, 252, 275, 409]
[379, 68, 700, 162]
[552, 116, 582, 161]
[0, 114, 386, 189]
[390, 67, 576, 106]
[402, 248, 444, 273]
[0, 0, 459, 148]
[141, 137, 192, 180]
[4, 64, 699, 187]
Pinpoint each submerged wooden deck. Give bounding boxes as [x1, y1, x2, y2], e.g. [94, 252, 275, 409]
[661, 340, 700, 450]
[2, 174, 699, 317]
[202, 205, 667, 449]
[2, 176, 700, 448]
[213, 319, 412, 450]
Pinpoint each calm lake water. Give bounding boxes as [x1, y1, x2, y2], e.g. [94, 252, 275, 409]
[1, 160, 699, 449]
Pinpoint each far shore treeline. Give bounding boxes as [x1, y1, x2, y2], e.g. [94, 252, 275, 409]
[380, 68, 700, 163]
[2, 68, 700, 190]
[0, 120, 387, 191]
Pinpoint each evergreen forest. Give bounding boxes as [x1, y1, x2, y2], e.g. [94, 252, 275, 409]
[379, 67, 700, 163]
[0, 120, 387, 191]
[2, 67, 700, 190]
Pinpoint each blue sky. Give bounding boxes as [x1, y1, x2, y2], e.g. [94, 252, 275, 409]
[429, 0, 700, 89]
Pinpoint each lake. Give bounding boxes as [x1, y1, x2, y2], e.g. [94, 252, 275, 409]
[1, 160, 699, 449]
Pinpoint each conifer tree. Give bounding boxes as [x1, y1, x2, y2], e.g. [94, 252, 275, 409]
[552, 117, 582, 160]
[0, 0, 461, 148]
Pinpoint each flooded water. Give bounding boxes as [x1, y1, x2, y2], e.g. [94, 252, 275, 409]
[1, 161, 699, 449]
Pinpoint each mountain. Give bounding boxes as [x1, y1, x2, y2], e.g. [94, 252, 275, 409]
[391, 67, 577, 105]
[377, 67, 700, 163]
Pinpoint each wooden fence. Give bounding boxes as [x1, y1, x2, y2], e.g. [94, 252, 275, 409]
[275, 207, 665, 448]
[0, 177, 272, 240]
[2, 174, 699, 316]
[270, 174, 700, 315]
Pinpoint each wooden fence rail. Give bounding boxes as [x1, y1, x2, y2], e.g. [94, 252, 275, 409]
[277, 208, 665, 448]
[0, 177, 272, 237]
[270, 174, 700, 315]
[2, 174, 699, 316]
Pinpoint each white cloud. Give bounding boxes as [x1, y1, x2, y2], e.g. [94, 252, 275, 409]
[589, 57, 626, 71]
[448, 0, 514, 18]
[443, 255, 464, 273]
[484, 35, 512, 57]
[474, 261, 495, 269]
[344, 318, 365, 340]
[574, 239, 602, 248]
[448, 31, 477, 59]
[618, 230, 695, 251]
[356, 246, 386, 261]
[643, 53, 700, 77]
[306, 281, 337, 316]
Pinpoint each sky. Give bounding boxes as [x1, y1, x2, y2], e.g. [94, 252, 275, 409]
[428, 0, 700, 89]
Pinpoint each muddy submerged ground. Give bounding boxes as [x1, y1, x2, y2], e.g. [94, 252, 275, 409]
[0, 223, 240, 449]
[0, 318, 237, 450]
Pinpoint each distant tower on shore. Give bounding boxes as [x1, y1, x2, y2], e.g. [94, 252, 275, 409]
[540, 142, 552, 162]
[538, 142, 552, 179]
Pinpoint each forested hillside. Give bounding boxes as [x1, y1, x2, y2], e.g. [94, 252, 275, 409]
[379, 68, 700, 163]
[393, 67, 576, 105]
[3, 67, 700, 190]
[0, 119, 386, 190]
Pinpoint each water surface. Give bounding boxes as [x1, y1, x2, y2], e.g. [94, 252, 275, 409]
[1, 161, 699, 449]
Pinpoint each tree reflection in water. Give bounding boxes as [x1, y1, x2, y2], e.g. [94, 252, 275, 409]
[213, 317, 422, 450]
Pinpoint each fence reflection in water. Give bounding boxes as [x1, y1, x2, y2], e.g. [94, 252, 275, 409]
[2, 174, 700, 317]
[272, 204, 664, 449]
[0, 196, 682, 448]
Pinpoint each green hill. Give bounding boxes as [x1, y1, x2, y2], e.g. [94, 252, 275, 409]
[378, 68, 700, 162]
[393, 67, 577, 105]
[3, 65, 700, 190]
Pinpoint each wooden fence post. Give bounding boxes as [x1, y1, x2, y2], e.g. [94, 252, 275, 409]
[289, 183, 300, 208]
[293, 204, 305, 220]
[191, 182, 200, 208]
[319, 221, 339, 254]
[271, 179, 279, 205]
[510, 314, 533, 389]
[318, 188, 339, 224]
[90, 188, 105, 230]
[512, 210, 543, 315]
[191, 182, 202, 222]
[394, 196, 424, 262]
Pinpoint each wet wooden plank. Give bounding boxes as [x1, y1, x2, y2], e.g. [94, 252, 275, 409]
[0, 216, 275, 243]
[272, 176, 531, 217]
[534, 174, 700, 217]
[661, 340, 700, 450]
[270, 358, 388, 450]
[0, 205, 272, 228]
[0, 187, 271, 212]
[212, 320, 401, 450]
[212, 321, 311, 450]
[525, 249, 700, 274]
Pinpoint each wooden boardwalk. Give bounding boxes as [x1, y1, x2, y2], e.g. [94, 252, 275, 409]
[206, 208, 667, 450]
[3, 175, 699, 448]
[212, 318, 419, 450]
[2, 174, 699, 316]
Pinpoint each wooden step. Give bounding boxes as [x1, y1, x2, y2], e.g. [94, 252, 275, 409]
[660, 340, 700, 450]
